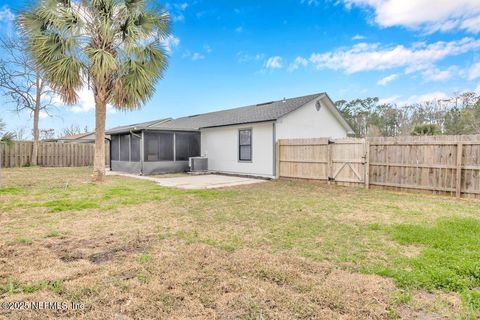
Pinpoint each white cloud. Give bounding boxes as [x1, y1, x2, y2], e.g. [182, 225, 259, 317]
[172, 14, 185, 22]
[377, 73, 398, 86]
[288, 57, 309, 72]
[301, 0, 319, 6]
[203, 44, 212, 53]
[385, 91, 450, 106]
[343, 0, 480, 33]
[39, 111, 48, 119]
[0, 5, 15, 35]
[0, 5, 14, 22]
[170, 2, 188, 22]
[475, 84, 480, 93]
[421, 66, 456, 82]
[161, 35, 180, 53]
[236, 52, 264, 63]
[378, 95, 401, 105]
[468, 62, 480, 80]
[265, 56, 283, 69]
[175, 3, 188, 11]
[307, 38, 480, 74]
[352, 34, 366, 40]
[191, 52, 205, 61]
[68, 87, 115, 114]
[408, 91, 450, 105]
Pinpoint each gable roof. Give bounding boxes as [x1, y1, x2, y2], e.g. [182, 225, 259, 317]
[155, 93, 328, 130]
[106, 93, 354, 134]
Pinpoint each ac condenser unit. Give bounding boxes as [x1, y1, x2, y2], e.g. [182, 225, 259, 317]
[189, 157, 208, 172]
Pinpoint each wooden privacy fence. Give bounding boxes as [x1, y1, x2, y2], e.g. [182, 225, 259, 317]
[277, 135, 480, 198]
[0, 141, 96, 168]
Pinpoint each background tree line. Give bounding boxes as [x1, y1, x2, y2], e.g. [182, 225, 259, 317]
[335, 91, 480, 137]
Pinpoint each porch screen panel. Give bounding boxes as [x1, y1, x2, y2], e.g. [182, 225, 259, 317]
[130, 134, 141, 162]
[158, 133, 174, 161]
[111, 135, 120, 161]
[175, 132, 201, 161]
[144, 132, 159, 161]
[144, 132, 174, 161]
[120, 134, 130, 161]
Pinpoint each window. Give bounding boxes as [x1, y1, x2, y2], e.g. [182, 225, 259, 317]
[239, 129, 252, 161]
[144, 132, 174, 161]
[120, 134, 130, 161]
[175, 132, 200, 161]
[111, 135, 120, 161]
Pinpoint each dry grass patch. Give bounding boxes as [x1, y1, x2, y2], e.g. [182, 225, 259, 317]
[1, 239, 396, 319]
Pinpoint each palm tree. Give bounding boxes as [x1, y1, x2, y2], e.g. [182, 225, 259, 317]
[19, 0, 170, 181]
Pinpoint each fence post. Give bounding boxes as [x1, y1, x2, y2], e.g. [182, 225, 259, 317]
[326, 141, 331, 184]
[365, 140, 370, 189]
[455, 142, 463, 198]
[275, 141, 280, 179]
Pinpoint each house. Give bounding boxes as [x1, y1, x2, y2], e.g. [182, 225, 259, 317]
[106, 92, 354, 178]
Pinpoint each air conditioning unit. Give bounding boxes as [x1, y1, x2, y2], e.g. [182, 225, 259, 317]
[189, 157, 208, 172]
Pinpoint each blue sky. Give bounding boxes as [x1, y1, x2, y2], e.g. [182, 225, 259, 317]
[1, 0, 480, 137]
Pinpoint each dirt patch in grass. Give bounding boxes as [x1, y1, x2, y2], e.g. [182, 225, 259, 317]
[45, 234, 156, 265]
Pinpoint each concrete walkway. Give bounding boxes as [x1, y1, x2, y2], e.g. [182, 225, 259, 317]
[107, 171, 267, 189]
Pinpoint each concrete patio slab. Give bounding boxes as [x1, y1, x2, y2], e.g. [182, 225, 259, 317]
[107, 171, 267, 189]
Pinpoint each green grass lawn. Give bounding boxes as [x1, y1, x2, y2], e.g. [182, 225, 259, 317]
[0, 167, 479, 319]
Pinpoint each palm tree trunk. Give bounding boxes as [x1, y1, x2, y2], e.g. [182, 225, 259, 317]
[92, 92, 107, 182]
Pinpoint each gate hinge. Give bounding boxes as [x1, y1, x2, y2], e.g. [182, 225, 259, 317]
[328, 176, 335, 181]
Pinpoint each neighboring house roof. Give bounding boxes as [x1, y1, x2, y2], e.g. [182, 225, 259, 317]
[106, 93, 354, 134]
[106, 118, 172, 135]
[61, 132, 95, 140]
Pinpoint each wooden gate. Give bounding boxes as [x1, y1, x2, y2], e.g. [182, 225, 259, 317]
[276, 138, 366, 185]
[330, 139, 366, 185]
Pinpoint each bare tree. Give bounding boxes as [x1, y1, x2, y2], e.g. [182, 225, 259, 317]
[39, 129, 55, 140]
[12, 126, 28, 140]
[61, 124, 82, 137]
[0, 36, 55, 165]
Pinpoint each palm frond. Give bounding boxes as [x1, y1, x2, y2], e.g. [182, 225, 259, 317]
[20, 0, 170, 110]
[86, 47, 117, 80]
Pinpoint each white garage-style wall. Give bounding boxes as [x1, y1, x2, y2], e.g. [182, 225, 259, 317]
[201, 122, 275, 178]
[276, 96, 349, 140]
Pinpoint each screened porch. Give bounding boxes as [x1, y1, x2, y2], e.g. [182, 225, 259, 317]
[110, 130, 201, 175]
